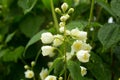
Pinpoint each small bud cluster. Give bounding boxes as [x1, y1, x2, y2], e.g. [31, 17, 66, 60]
[55, 2, 74, 34]
[24, 61, 35, 79]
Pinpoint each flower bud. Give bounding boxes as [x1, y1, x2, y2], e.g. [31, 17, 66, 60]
[61, 3, 68, 12]
[65, 14, 70, 19]
[60, 16, 67, 22]
[60, 14, 70, 22]
[24, 65, 29, 69]
[90, 27, 94, 31]
[59, 77, 63, 80]
[108, 17, 113, 23]
[55, 8, 62, 14]
[68, 8, 74, 14]
[59, 22, 65, 27]
[66, 30, 70, 35]
[31, 61, 35, 67]
[80, 66, 87, 76]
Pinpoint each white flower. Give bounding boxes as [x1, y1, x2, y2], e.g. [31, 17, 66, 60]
[61, 3, 68, 12]
[40, 68, 48, 80]
[70, 28, 80, 38]
[45, 75, 57, 80]
[72, 40, 92, 53]
[70, 28, 87, 41]
[53, 34, 64, 47]
[80, 66, 87, 76]
[24, 70, 34, 79]
[76, 50, 90, 63]
[41, 46, 55, 57]
[108, 17, 113, 23]
[81, 43, 92, 52]
[71, 40, 83, 52]
[41, 32, 54, 44]
[79, 31, 87, 41]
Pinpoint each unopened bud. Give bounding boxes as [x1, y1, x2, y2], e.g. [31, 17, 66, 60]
[24, 65, 29, 69]
[60, 16, 67, 22]
[60, 14, 70, 22]
[61, 3, 68, 13]
[59, 77, 63, 80]
[59, 22, 65, 27]
[66, 30, 70, 35]
[55, 8, 62, 14]
[59, 27, 64, 33]
[65, 14, 70, 19]
[31, 61, 35, 67]
[68, 8, 74, 14]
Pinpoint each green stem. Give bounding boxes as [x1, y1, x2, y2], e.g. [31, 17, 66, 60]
[35, 49, 41, 63]
[63, 25, 67, 80]
[50, 0, 59, 32]
[88, 0, 95, 27]
[96, 7, 102, 21]
[33, 77, 36, 80]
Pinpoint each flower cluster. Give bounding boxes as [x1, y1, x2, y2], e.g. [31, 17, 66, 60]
[39, 2, 92, 79]
[24, 61, 35, 79]
[24, 2, 92, 79]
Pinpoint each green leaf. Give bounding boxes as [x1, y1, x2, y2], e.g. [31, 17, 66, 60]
[114, 46, 120, 61]
[66, 21, 84, 30]
[98, 23, 120, 50]
[24, 30, 46, 53]
[2, 0, 14, 8]
[67, 60, 84, 80]
[86, 52, 111, 80]
[18, 0, 37, 14]
[54, 58, 64, 76]
[1, 46, 24, 62]
[5, 31, 16, 43]
[19, 15, 45, 37]
[111, 0, 120, 17]
[48, 58, 63, 74]
[64, 0, 73, 7]
[96, 0, 116, 17]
